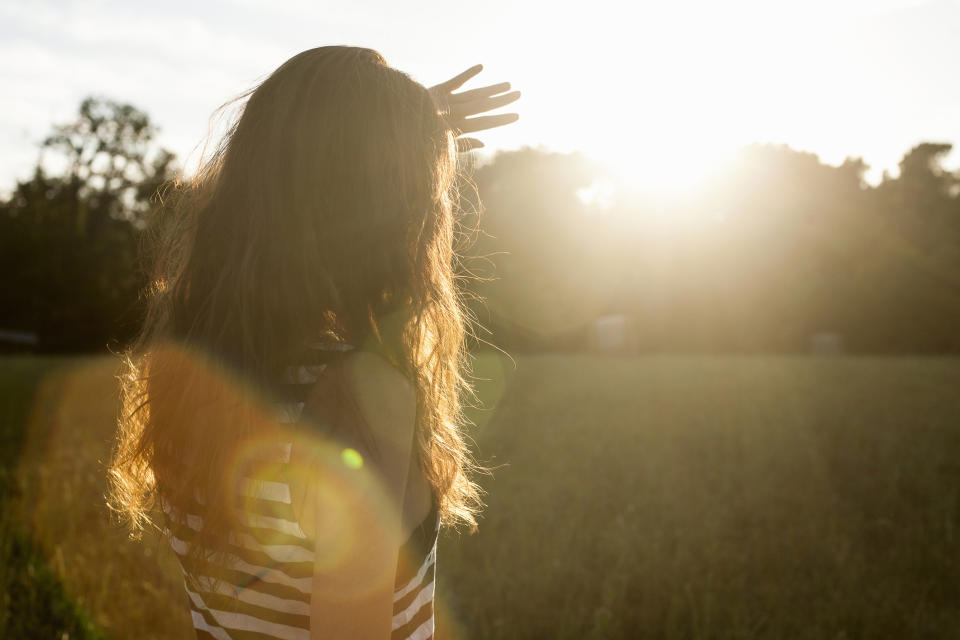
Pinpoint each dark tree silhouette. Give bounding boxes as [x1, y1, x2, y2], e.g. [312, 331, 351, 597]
[460, 144, 960, 354]
[0, 97, 177, 352]
[3, 99, 960, 354]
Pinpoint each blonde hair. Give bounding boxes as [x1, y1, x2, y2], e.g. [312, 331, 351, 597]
[109, 46, 482, 559]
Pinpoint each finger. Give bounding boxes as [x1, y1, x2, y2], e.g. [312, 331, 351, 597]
[450, 91, 522, 118]
[456, 113, 520, 134]
[456, 138, 485, 153]
[429, 64, 483, 93]
[449, 82, 511, 103]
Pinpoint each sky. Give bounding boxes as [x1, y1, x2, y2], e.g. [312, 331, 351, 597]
[1, 0, 959, 193]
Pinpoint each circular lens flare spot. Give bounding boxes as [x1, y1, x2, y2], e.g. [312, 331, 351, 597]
[341, 448, 363, 469]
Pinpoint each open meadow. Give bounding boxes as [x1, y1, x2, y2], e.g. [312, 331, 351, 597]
[2, 354, 959, 639]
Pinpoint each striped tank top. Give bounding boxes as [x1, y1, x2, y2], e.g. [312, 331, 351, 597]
[160, 342, 440, 640]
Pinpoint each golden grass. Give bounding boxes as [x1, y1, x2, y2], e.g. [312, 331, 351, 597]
[4, 357, 191, 638]
[3, 354, 960, 639]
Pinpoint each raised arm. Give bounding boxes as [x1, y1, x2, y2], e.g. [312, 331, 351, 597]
[429, 64, 521, 152]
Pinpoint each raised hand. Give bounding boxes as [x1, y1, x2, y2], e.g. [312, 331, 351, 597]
[429, 64, 520, 152]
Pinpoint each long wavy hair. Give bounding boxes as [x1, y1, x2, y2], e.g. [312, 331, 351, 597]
[108, 46, 482, 556]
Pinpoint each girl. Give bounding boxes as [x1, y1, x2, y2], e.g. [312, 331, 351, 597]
[109, 46, 519, 639]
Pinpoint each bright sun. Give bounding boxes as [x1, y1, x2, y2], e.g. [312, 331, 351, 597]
[537, 0, 882, 198]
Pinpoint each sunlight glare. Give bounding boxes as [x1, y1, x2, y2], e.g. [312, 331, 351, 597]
[557, 0, 887, 197]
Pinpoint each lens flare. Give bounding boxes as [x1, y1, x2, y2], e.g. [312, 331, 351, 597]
[222, 422, 401, 601]
[341, 447, 363, 469]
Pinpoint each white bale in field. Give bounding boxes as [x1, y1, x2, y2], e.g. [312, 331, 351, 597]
[0, 328, 38, 353]
[809, 332, 845, 355]
[590, 314, 628, 352]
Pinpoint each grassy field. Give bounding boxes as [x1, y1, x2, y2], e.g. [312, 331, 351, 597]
[2, 354, 959, 639]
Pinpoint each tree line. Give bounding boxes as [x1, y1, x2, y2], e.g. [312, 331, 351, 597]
[465, 144, 960, 353]
[2, 98, 959, 354]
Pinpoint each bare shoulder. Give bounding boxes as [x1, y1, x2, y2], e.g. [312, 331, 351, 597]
[292, 350, 417, 639]
[290, 348, 418, 542]
[299, 349, 416, 447]
[341, 350, 415, 424]
[342, 350, 433, 539]
[338, 349, 417, 489]
[342, 350, 415, 438]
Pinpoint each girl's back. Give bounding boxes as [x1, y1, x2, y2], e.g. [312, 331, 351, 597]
[160, 342, 440, 640]
[108, 44, 517, 639]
